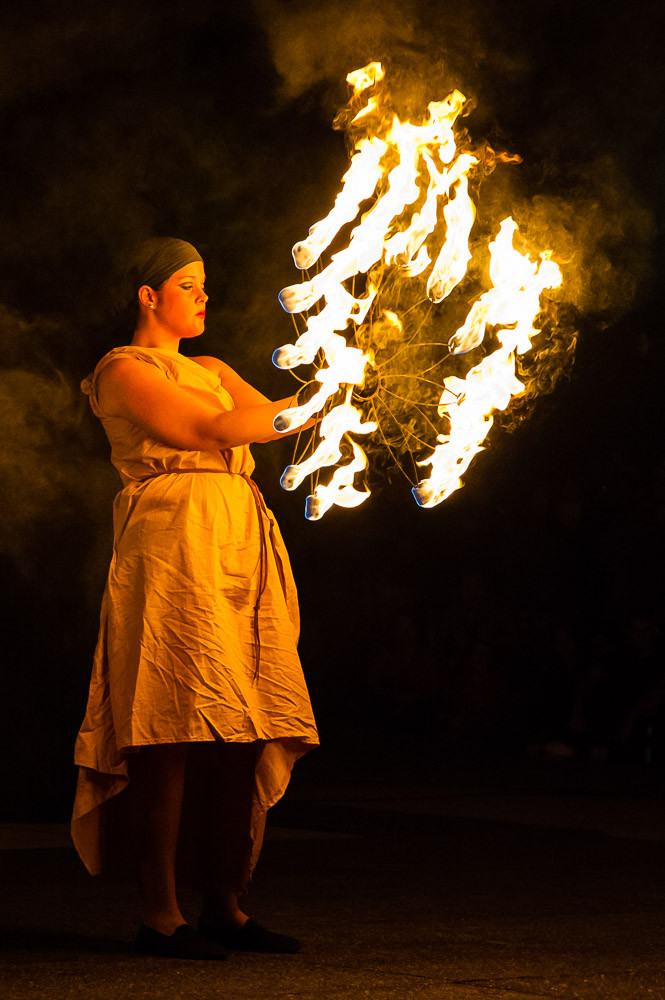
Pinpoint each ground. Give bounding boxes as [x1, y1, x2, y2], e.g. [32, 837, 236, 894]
[2, 752, 665, 1000]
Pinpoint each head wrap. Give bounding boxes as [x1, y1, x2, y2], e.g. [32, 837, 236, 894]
[122, 237, 203, 303]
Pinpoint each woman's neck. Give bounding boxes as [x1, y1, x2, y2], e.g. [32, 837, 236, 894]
[131, 318, 181, 352]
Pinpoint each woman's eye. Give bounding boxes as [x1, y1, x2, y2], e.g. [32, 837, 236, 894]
[180, 284, 193, 290]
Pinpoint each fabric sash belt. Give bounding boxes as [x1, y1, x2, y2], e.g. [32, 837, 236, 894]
[133, 468, 274, 680]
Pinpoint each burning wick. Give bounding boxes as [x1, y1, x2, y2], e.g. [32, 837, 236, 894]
[272, 63, 562, 520]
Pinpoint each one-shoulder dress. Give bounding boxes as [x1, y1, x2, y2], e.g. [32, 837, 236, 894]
[71, 345, 319, 875]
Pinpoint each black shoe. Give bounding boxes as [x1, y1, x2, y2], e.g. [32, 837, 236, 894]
[136, 923, 227, 960]
[198, 917, 301, 954]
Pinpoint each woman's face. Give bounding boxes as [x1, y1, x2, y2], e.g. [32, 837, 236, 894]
[150, 260, 208, 339]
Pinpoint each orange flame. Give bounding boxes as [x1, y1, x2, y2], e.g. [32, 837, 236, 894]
[273, 63, 562, 518]
[414, 219, 562, 507]
[346, 62, 385, 94]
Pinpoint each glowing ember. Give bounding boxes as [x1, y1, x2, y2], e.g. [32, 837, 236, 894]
[272, 63, 562, 519]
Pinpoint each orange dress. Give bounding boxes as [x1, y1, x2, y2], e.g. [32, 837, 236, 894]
[71, 345, 318, 875]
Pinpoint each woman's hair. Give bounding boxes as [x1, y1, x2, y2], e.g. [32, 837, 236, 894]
[116, 237, 203, 328]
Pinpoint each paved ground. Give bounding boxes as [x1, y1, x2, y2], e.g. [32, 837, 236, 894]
[2, 753, 665, 999]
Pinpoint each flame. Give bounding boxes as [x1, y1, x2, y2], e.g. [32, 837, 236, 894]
[304, 441, 372, 521]
[273, 63, 563, 519]
[351, 97, 381, 124]
[346, 62, 385, 94]
[413, 220, 562, 507]
[291, 138, 388, 271]
[280, 399, 377, 492]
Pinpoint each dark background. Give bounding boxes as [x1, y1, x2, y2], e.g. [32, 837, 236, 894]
[1, 0, 663, 820]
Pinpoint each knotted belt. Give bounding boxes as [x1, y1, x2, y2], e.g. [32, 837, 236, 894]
[134, 468, 275, 680]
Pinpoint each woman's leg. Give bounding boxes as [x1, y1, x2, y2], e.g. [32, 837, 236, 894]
[194, 741, 300, 953]
[199, 741, 259, 928]
[130, 743, 188, 935]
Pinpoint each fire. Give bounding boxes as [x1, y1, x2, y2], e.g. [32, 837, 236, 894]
[273, 63, 562, 519]
[414, 219, 562, 507]
[346, 62, 385, 94]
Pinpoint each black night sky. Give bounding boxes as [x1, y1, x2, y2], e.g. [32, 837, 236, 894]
[1, 0, 664, 820]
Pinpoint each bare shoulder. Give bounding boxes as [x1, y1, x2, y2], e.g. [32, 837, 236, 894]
[190, 356, 240, 382]
[97, 356, 166, 412]
[97, 356, 136, 391]
[190, 355, 227, 376]
[98, 356, 162, 387]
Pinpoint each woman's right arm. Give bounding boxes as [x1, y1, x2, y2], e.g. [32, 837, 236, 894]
[97, 358, 300, 451]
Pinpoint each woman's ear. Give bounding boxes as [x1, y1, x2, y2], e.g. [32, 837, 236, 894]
[138, 284, 156, 310]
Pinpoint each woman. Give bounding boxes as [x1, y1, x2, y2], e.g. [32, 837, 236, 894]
[71, 238, 319, 960]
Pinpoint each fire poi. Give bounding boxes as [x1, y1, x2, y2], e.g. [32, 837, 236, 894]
[272, 62, 563, 519]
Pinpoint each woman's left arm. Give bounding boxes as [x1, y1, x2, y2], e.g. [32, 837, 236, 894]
[192, 355, 318, 441]
[193, 356, 273, 407]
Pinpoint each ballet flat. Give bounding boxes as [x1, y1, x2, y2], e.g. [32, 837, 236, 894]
[135, 922, 228, 960]
[198, 916, 301, 953]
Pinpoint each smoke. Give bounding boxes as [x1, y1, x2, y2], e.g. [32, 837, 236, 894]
[1, 367, 79, 548]
[254, 0, 417, 104]
[0, 355, 116, 600]
[255, 0, 657, 312]
[0, 0, 658, 815]
[252, 0, 658, 488]
[0, 0, 654, 551]
[0, 6, 655, 571]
